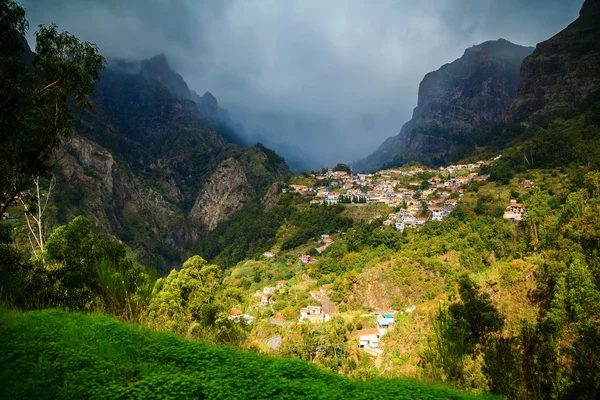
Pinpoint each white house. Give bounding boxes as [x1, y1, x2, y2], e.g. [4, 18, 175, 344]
[356, 328, 381, 348]
[299, 306, 330, 323]
[504, 202, 526, 221]
[261, 295, 269, 306]
[326, 191, 341, 205]
[276, 280, 287, 289]
[228, 308, 254, 324]
[432, 207, 445, 221]
[263, 287, 275, 295]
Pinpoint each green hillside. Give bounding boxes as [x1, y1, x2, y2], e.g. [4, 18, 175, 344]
[0, 309, 494, 400]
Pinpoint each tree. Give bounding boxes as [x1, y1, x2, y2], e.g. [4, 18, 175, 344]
[333, 163, 351, 174]
[449, 275, 504, 351]
[0, 0, 105, 215]
[22, 174, 55, 259]
[146, 255, 227, 338]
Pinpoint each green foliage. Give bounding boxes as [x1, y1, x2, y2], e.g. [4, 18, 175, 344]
[194, 194, 303, 267]
[146, 255, 249, 345]
[449, 276, 504, 352]
[0, 309, 494, 399]
[281, 204, 352, 250]
[0, 0, 105, 214]
[333, 163, 351, 174]
[0, 216, 150, 317]
[346, 223, 401, 252]
[424, 277, 503, 388]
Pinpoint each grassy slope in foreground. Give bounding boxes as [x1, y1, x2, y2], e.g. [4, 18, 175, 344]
[0, 309, 497, 400]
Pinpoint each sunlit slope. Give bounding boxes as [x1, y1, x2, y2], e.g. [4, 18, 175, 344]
[0, 309, 497, 400]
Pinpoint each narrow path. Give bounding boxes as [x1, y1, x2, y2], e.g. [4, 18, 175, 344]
[316, 241, 334, 254]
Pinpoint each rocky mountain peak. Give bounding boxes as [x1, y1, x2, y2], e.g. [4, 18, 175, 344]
[202, 91, 218, 106]
[355, 38, 533, 172]
[506, 0, 600, 123]
[139, 53, 192, 100]
[580, 0, 600, 18]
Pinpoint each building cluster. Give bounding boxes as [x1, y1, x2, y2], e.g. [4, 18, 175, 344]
[254, 281, 287, 307]
[299, 285, 333, 323]
[287, 163, 490, 213]
[355, 312, 396, 356]
[286, 163, 494, 231]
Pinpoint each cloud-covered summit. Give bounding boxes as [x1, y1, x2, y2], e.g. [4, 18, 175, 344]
[21, 0, 582, 165]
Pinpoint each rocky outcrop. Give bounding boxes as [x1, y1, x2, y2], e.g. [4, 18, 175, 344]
[56, 135, 193, 256]
[357, 39, 533, 171]
[506, 0, 600, 123]
[189, 158, 255, 230]
[262, 182, 282, 211]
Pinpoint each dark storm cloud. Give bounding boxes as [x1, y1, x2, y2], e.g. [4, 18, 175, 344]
[20, 0, 583, 165]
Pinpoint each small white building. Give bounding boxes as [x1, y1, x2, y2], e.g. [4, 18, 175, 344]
[432, 207, 445, 221]
[504, 202, 526, 221]
[228, 308, 254, 324]
[263, 286, 275, 295]
[376, 313, 396, 334]
[261, 295, 269, 306]
[356, 328, 381, 348]
[299, 306, 330, 323]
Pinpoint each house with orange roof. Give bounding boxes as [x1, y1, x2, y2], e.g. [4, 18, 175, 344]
[355, 328, 381, 348]
[504, 201, 526, 221]
[228, 308, 254, 324]
[432, 207, 445, 221]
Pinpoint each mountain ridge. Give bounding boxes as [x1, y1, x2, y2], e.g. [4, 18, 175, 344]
[355, 39, 533, 171]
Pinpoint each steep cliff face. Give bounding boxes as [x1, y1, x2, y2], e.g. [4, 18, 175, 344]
[357, 39, 533, 171]
[54, 54, 290, 267]
[189, 158, 254, 231]
[56, 135, 195, 263]
[506, 0, 600, 123]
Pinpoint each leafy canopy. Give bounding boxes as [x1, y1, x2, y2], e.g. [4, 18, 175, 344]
[0, 0, 105, 214]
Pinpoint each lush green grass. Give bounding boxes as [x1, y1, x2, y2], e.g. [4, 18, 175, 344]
[0, 309, 496, 399]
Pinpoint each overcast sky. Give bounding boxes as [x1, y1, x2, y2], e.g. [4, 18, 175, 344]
[21, 0, 583, 165]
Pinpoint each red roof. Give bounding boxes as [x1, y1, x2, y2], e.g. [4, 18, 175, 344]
[510, 203, 523, 208]
[356, 328, 379, 337]
[433, 207, 444, 211]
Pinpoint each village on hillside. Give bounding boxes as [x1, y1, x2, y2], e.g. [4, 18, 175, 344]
[224, 156, 533, 357]
[283, 156, 527, 231]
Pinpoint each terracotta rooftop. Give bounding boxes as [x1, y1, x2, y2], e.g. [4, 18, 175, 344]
[355, 328, 380, 337]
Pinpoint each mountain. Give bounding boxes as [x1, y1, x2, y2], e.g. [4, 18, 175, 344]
[54, 54, 290, 269]
[505, 0, 600, 123]
[110, 54, 248, 147]
[356, 39, 533, 171]
[192, 90, 248, 146]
